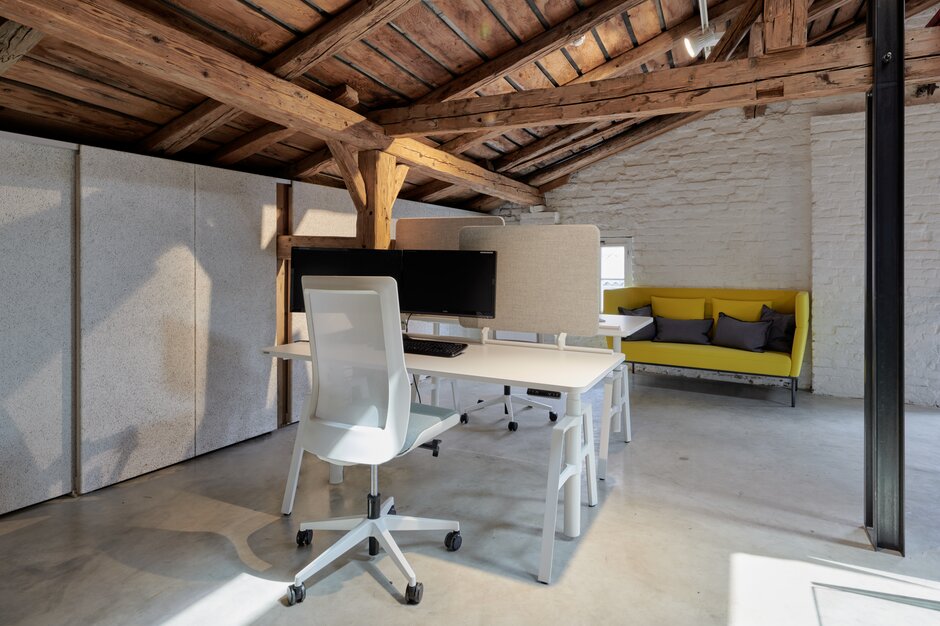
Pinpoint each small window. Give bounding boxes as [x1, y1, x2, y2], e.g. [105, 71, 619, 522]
[599, 233, 633, 297]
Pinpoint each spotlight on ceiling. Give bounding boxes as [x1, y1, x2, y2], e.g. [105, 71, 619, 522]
[683, 27, 723, 58]
[571, 34, 587, 47]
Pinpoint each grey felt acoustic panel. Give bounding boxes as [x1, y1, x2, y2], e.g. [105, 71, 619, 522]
[194, 166, 277, 455]
[0, 137, 75, 514]
[78, 148, 196, 493]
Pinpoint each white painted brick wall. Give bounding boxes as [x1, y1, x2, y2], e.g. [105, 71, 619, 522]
[811, 105, 940, 406]
[504, 96, 940, 405]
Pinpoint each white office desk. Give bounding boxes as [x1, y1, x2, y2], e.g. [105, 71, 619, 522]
[264, 340, 623, 584]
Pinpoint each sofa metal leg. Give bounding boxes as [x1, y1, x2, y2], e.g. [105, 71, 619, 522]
[790, 378, 797, 408]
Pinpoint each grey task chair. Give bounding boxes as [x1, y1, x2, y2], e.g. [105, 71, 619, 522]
[281, 275, 463, 607]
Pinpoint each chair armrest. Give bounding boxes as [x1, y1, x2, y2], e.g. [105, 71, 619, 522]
[790, 291, 810, 378]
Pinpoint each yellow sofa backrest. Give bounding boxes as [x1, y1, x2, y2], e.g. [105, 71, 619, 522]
[603, 286, 810, 378]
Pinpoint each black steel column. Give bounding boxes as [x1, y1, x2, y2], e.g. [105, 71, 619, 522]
[864, 0, 905, 554]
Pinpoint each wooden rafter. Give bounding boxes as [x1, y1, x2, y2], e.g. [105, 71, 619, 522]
[212, 85, 358, 166]
[0, 19, 40, 75]
[0, 0, 542, 206]
[372, 30, 940, 136]
[138, 0, 419, 154]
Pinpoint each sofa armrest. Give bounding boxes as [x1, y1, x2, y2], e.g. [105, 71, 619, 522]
[602, 287, 631, 315]
[790, 291, 810, 378]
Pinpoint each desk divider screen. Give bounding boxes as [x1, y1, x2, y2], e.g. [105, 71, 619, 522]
[394, 216, 505, 250]
[459, 225, 601, 337]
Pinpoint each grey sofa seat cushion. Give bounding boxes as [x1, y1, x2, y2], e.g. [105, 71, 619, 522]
[618, 305, 655, 341]
[653, 316, 712, 345]
[713, 313, 772, 352]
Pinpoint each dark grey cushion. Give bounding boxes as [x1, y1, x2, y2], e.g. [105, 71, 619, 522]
[653, 316, 712, 345]
[618, 305, 655, 341]
[760, 305, 796, 352]
[712, 313, 772, 352]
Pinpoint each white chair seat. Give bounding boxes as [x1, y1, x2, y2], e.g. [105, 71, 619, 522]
[398, 403, 459, 456]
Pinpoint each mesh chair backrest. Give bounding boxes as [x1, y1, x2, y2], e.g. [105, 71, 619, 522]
[299, 275, 410, 465]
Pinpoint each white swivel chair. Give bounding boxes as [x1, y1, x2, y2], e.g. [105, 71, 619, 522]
[281, 275, 462, 606]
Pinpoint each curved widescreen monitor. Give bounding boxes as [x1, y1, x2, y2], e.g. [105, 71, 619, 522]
[290, 247, 497, 318]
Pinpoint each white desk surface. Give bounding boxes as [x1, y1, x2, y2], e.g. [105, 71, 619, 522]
[263, 341, 624, 394]
[597, 314, 653, 337]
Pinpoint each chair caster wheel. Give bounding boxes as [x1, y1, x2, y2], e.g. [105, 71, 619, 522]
[286, 583, 306, 605]
[549, 411, 558, 422]
[444, 530, 462, 552]
[405, 582, 424, 605]
[508, 421, 518, 432]
[460, 413, 469, 424]
[296, 529, 312, 546]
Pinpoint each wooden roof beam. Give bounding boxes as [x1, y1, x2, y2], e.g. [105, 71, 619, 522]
[0, 19, 40, 75]
[138, 0, 419, 154]
[372, 29, 940, 136]
[0, 0, 543, 206]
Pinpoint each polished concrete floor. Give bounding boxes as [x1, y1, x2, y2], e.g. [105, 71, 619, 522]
[2, 374, 940, 626]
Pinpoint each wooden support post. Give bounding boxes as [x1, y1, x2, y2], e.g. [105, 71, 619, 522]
[763, 0, 808, 53]
[745, 22, 767, 118]
[357, 150, 407, 249]
[275, 182, 293, 427]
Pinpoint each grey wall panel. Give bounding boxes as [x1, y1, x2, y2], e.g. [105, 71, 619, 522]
[0, 137, 74, 514]
[78, 148, 195, 493]
[194, 166, 277, 454]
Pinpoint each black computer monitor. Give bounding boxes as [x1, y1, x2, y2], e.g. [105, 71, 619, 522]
[290, 247, 497, 318]
[400, 249, 496, 318]
[290, 248, 402, 313]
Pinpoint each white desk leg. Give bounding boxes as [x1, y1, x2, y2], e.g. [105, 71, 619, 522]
[281, 438, 304, 515]
[563, 392, 582, 538]
[538, 422, 567, 584]
[622, 364, 632, 443]
[582, 406, 598, 507]
[431, 376, 440, 406]
[329, 464, 344, 484]
[598, 376, 614, 481]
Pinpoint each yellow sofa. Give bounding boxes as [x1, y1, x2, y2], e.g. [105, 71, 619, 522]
[603, 287, 810, 406]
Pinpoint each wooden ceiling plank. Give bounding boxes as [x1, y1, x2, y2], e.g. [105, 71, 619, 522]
[213, 123, 297, 165]
[162, 0, 296, 53]
[266, 0, 419, 81]
[0, 19, 41, 75]
[415, 0, 651, 104]
[28, 38, 205, 110]
[0, 77, 155, 140]
[138, 0, 418, 154]
[1, 0, 542, 206]
[807, 0, 857, 24]
[5, 57, 181, 123]
[835, 0, 940, 43]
